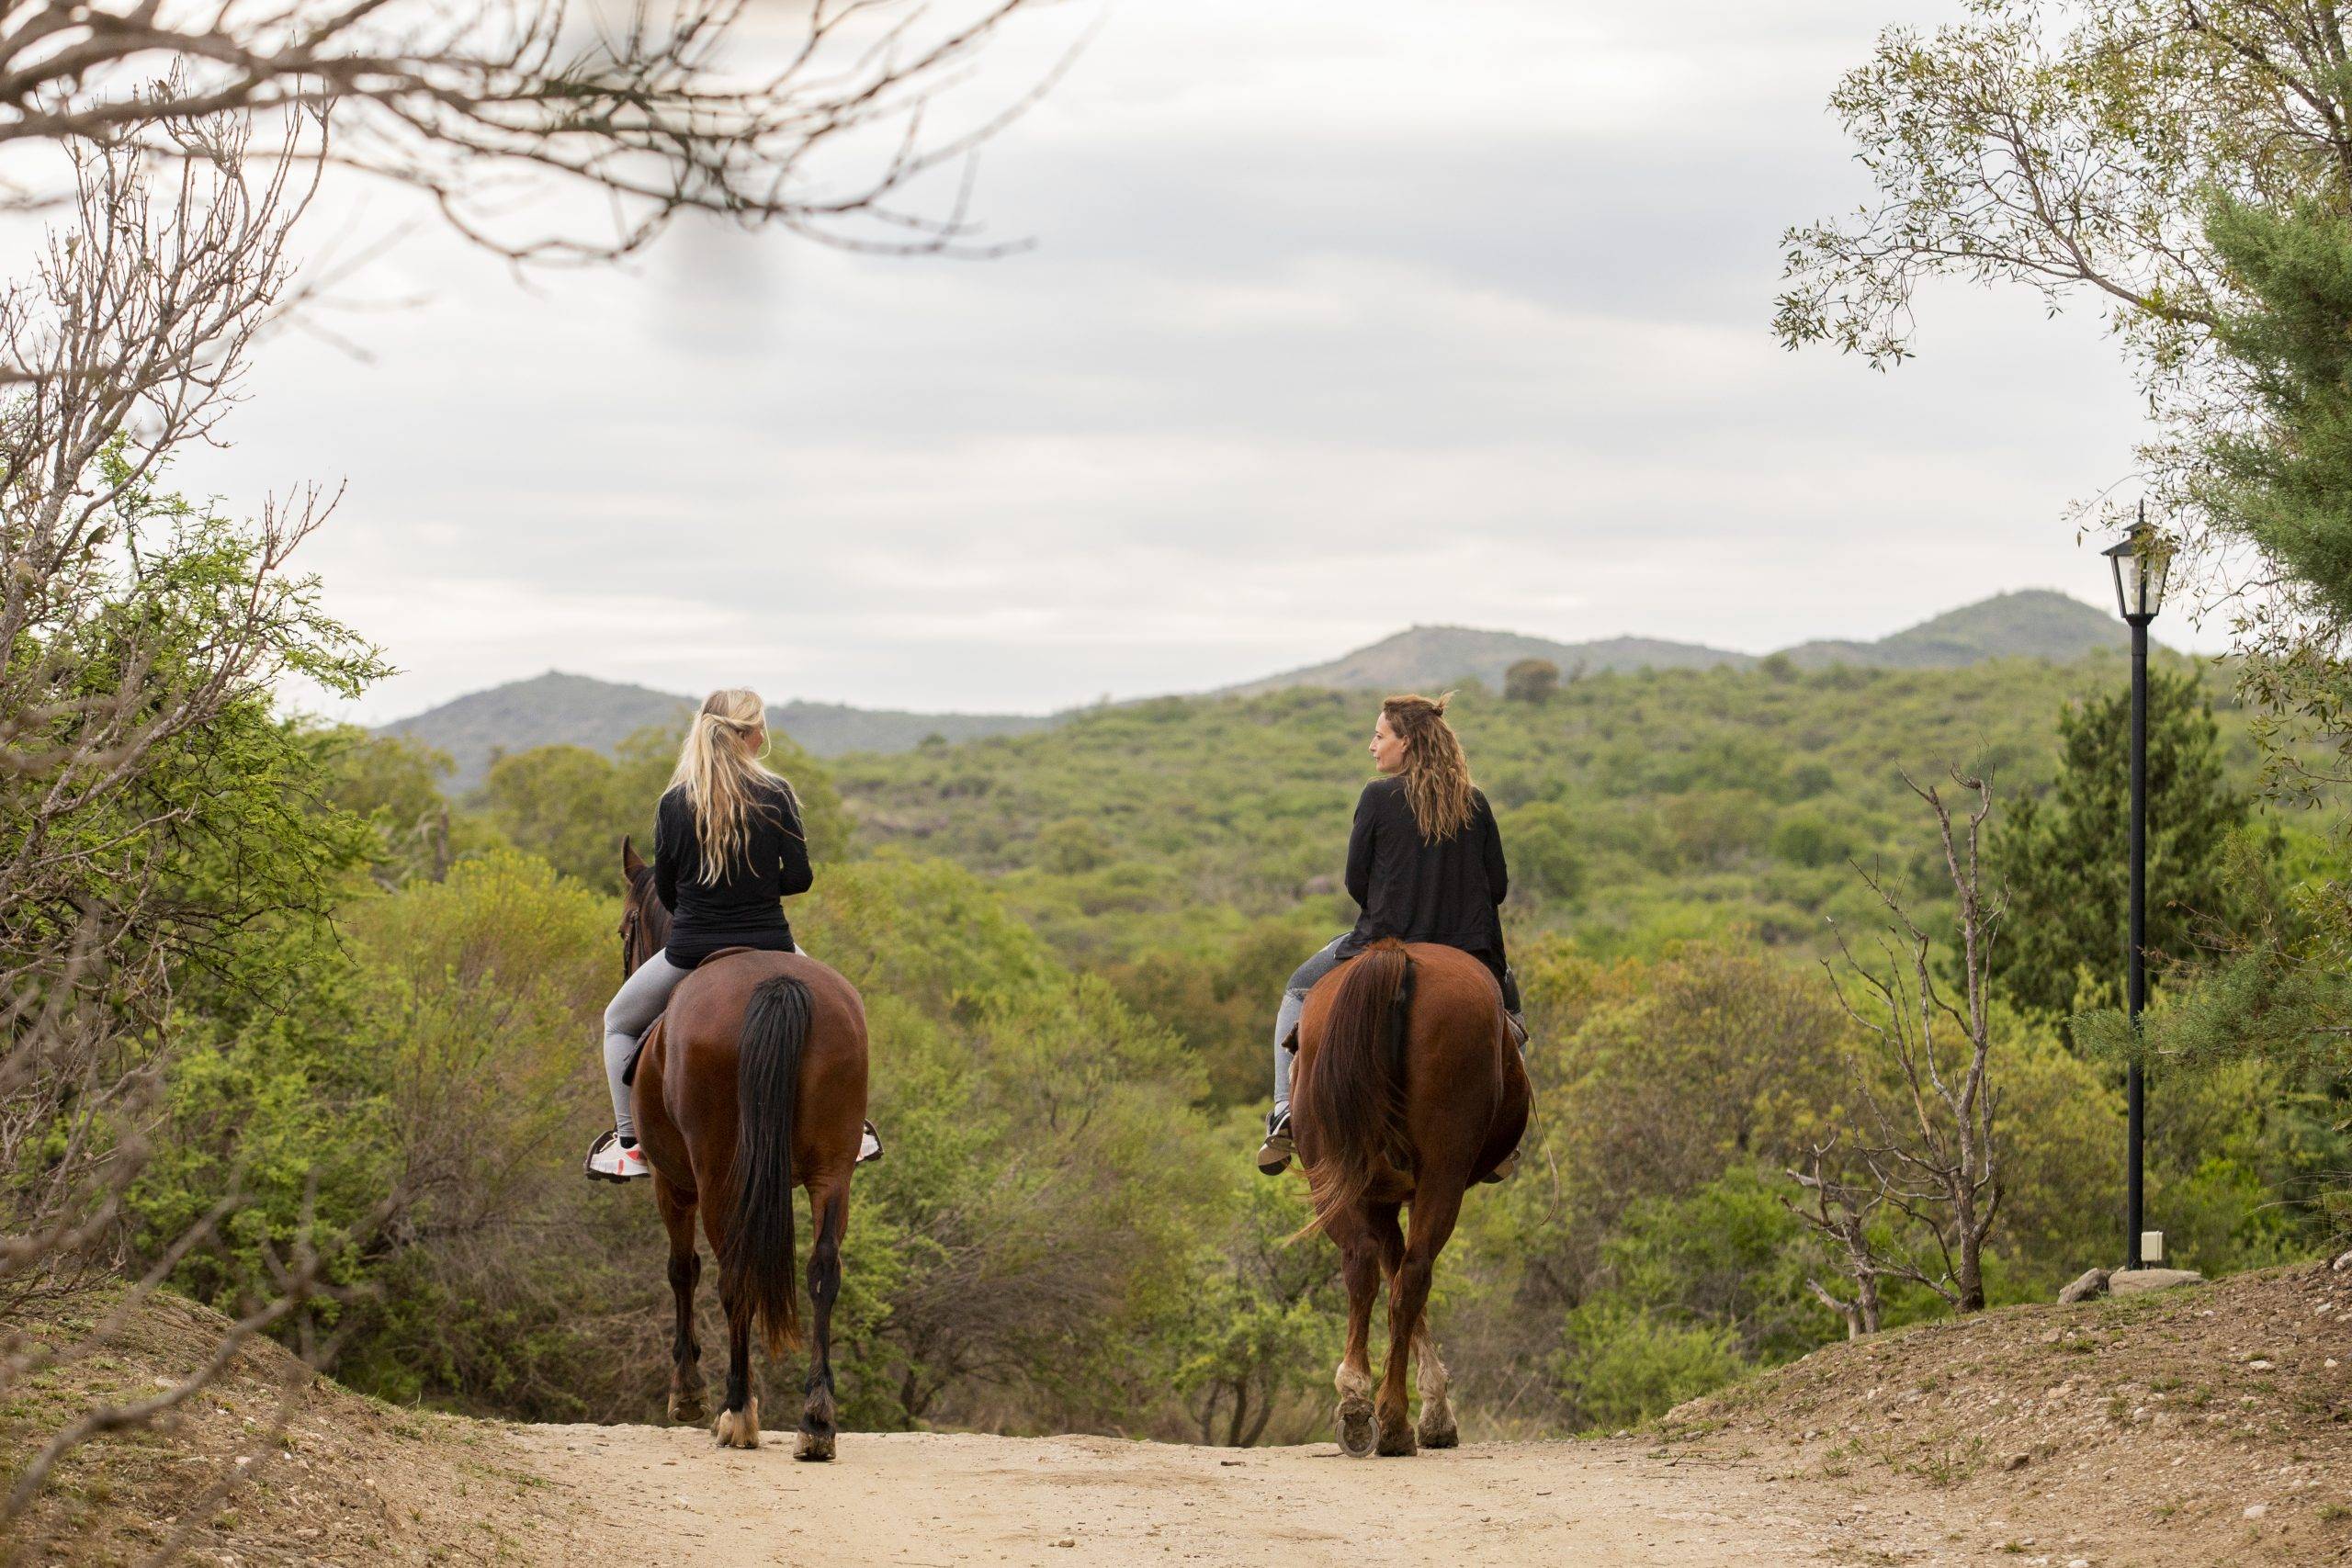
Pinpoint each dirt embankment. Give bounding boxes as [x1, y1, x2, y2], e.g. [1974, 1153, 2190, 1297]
[1660, 1260, 2352, 1565]
[2, 1292, 582, 1566]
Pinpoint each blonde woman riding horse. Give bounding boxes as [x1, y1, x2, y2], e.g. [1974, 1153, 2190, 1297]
[587, 687, 876, 1179]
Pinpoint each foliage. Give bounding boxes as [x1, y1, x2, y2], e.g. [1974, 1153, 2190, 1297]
[1503, 658, 1560, 704]
[830, 659, 2266, 1086]
[1170, 1120, 1341, 1446]
[325, 728, 512, 887]
[1990, 668, 2272, 1027]
[477, 724, 849, 891]
[102, 676, 2343, 1446]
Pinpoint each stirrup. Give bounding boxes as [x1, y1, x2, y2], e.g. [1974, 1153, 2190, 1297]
[1255, 1109, 1293, 1177]
[584, 1129, 650, 1182]
[1478, 1148, 1521, 1185]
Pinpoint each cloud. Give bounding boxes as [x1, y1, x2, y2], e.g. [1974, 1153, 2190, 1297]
[157, 0, 2183, 724]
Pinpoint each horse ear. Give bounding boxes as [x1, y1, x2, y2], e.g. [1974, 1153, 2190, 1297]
[622, 835, 647, 879]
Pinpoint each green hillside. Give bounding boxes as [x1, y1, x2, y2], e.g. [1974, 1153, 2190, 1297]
[1781, 589, 2129, 669]
[832, 648, 2252, 970]
[381, 671, 1051, 788]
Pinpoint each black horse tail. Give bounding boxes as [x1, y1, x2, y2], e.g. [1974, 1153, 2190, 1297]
[1299, 938, 1414, 1238]
[719, 974, 808, 1355]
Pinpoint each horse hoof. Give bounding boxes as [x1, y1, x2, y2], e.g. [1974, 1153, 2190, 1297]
[668, 1391, 707, 1425]
[713, 1400, 760, 1450]
[795, 1429, 836, 1462]
[1337, 1397, 1376, 1459]
[1418, 1417, 1459, 1450]
[1376, 1421, 1418, 1458]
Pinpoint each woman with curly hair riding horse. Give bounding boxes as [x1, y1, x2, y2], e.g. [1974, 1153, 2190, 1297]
[1255, 691, 1525, 1179]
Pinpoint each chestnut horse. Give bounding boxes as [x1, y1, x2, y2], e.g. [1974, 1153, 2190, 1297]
[1291, 938, 1529, 1458]
[617, 839, 869, 1456]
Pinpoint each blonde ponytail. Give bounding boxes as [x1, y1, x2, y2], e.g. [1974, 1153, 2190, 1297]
[670, 688, 797, 880]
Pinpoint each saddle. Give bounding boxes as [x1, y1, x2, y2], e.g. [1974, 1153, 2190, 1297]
[618, 944, 777, 1088]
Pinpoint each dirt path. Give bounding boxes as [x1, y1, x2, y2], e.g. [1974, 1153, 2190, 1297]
[509, 1424, 1973, 1566]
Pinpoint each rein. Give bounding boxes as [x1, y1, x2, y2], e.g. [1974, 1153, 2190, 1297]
[621, 865, 662, 978]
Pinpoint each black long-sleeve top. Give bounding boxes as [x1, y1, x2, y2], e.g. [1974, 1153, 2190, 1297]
[1333, 776, 1510, 982]
[652, 777, 811, 968]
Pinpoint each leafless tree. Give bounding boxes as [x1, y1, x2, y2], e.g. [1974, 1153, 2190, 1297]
[1785, 1133, 1888, 1337]
[1798, 769, 2006, 1318]
[0, 0, 1051, 263]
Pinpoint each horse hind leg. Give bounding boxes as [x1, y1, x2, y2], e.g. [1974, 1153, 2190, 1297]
[1377, 1181, 1464, 1457]
[657, 1177, 707, 1425]
[1414, 1318, 1458, 1450]
[1329, 1209, 1383, 1459]
[796, 1183, 848, 1462]
[712, 1284, 761, 1450]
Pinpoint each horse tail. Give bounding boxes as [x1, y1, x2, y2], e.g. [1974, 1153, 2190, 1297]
[719, 973, 808, 1355]
[1300, 938, 1415, 1238]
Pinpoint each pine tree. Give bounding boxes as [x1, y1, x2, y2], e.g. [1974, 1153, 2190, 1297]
[1989, 668, 2270, 1029]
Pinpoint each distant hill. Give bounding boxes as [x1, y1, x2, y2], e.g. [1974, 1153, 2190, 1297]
[379, 671, 1051, 791]
[1219, 590, 2131, 695]
[1776, 589, 2128, 670]
[1220, 626, 1751, 695]
[378, 591, 2142, 788]
[765, 699, 1053, 759]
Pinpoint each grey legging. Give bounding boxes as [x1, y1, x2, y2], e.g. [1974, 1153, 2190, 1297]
[604, 944, 800, 1140]
[1269, 935, 1526, 1120]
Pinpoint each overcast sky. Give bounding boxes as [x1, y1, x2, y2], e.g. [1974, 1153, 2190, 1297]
[153, 0, 2195, 725]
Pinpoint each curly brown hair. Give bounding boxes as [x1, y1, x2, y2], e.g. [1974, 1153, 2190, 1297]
[1382, 691, 1475, 842]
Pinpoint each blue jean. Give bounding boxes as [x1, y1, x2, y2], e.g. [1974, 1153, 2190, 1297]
[1271, 935, 1350, 1117]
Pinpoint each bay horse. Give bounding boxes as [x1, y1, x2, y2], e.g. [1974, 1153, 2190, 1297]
[1291, 938, 1529, 1458]
[617, 838, 869, 1456]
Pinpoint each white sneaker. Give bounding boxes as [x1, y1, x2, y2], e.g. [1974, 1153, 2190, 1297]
[585, 1131, 650, 1181]
[856, 1121, 883, 1165]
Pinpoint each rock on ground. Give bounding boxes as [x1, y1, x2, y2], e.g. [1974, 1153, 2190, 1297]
[2108, 1267, 2204, 1295]
[2056, 1267, 2110, 1304]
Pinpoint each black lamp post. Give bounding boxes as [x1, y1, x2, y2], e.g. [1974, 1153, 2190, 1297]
[2103, 504, 2171, 1273]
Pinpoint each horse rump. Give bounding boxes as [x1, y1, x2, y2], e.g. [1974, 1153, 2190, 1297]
[718, 972, 809, 1355]
[1297, 937, 1414, 1236]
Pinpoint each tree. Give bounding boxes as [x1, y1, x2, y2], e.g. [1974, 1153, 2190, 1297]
[2193, 195, 2352, 805]
[1776, 2, 2278, 378]
[0, 0, 1047, 270]
[479, 724, 852, 891]
[1774, 3, 2352, 1226]
[1801, 772, 2005, 1318]
[1773, 4, 2352, 629]
[1172, 1146, 1339, 1447]
[1990, 666, 2270, 1027]
[478, 743, 628, 888]
[1503, 801, 1585, 901]
[1505, 658, 1560, 704]
[0, 123, 390, 1543]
